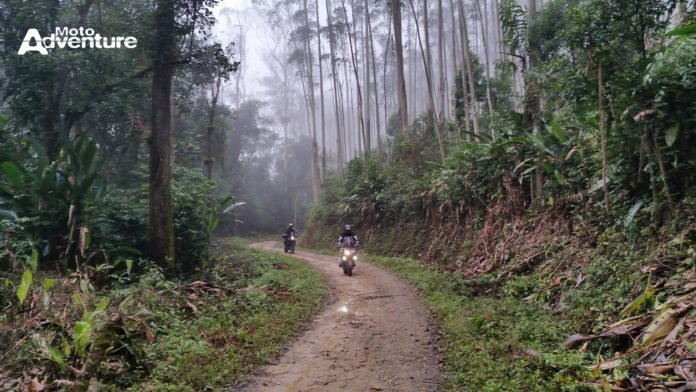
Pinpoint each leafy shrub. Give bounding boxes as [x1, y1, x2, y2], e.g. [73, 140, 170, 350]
[88, 188, 148, 261]
[0, 217, 36, 270]
[172, 166, 217, 273]
[86, 165, 218, 274]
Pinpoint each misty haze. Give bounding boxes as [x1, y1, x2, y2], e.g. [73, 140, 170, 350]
[1, 0, 695, 391]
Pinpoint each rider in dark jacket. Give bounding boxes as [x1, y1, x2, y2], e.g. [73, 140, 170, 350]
[284, 223, 296, 237]
[337, 224, 359, 248]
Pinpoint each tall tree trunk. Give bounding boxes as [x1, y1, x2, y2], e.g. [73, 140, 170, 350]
[437, 0, 446, 127]
[303, 0, 321, 200]
[458, 0, 481, 138]
[366, 1, 382, 160]
[391, 0, 410, 139]
[423, 0, 434, 121]
[598, 63, 609, 213]
[437, 0, 447, 145]
[407, 0, 445, 163]
[526, 0, 543, 204]
[449, 0, 459, 137]
[457, 0, 472, 139]
[326, 0, 344, 173]
[205, 77, 221, 180]
[343, 56, 355, 159]
[315, 0, 327, 177]
[474, 0, 495, 140]
[383, 15, 393, 159]
[362, 0, 372, 153]
[150, 0, 176, 267]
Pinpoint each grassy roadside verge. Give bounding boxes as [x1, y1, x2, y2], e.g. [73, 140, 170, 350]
[356, 252, 589, 391]
[129, 238, 328, 391]
[0, 238, 327, 391]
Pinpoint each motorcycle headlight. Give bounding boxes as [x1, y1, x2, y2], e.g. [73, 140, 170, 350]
[353, 255, 358, 261]
[342, 256, 347, 261]
[344, 250, 351, 256]
[290, 236, 295, 240]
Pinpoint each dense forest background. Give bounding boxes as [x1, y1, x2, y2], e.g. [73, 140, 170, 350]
[1, 0, 696, 390]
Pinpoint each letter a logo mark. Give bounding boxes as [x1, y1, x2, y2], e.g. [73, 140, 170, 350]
[18, 29, 48, 55]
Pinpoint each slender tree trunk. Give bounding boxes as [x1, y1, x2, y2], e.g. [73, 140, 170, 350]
[343, 56, 355, 159]
[527, 0, 543, 204]
[391, 0, 410, 139]
[423, 0, 434, 121]
[326, 0, 344, 173]
[339, 75, 349, 163]
[282, 72, 290, 223]
[598, 63, 609, 213]
[205, 77, 221, 180]
[449, 0, 459, 136]
[362, 0, 372, 153]
[315, 0, 327, 177]
[383, 15, 393, 158]
[437, 0, 446, 128]
[407, 0, 445, 163]
[474, 0, 495, 140]
[302, 0, 321, 200]
[366, 2, 382, 160]
[408, 16, 415, 122]
[457, 0, 471, 139]
[458, 0, 481, 138]
[150, 0, 176, 267]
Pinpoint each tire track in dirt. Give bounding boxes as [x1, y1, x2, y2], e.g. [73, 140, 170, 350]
[235, 242, 442, 392]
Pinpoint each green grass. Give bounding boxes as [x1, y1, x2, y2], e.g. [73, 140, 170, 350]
[362, 254, 592, 392]
[123, 238, 328, 391]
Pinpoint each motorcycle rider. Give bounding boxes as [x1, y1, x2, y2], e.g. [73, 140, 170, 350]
[337, 224, 359, 266]
[283, 223, 296, 248]
[284, 223, 296, 237]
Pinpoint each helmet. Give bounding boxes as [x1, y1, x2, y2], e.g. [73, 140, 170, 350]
[289, 223, 294, 227]
[344, 224, 352, 231]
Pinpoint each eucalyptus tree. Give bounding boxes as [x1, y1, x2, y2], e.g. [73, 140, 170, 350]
[315, 0, 328, 177]
[299, 0, 322, 199]
[187, 43, 238, 179]
[458, 0, 481, 139]
[406, 0, 445, 162]
[391, 0, 410, 139]
[326, 0, 346, 172]
[339, 0, 367, 155]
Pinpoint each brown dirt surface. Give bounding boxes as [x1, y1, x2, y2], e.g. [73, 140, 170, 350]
[235, 242, 443, 392]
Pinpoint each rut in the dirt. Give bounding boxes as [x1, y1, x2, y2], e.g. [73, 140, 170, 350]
[237, 242, 442, 392]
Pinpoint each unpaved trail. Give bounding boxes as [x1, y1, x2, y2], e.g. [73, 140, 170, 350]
[236, 242, 442, 392]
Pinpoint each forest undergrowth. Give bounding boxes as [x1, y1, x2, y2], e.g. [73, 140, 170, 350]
[305, 173, 696, 391]
[0, 238, 327, 391]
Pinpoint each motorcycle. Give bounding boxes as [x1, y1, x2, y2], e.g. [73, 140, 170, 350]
[282, 233, 296, 253]
[339, 237, 358, 276]
[339, 247, 357, 276]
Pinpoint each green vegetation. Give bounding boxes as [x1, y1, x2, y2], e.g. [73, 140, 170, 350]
[304, 2, 696, 390]
[1, 0, 695, 389]
[0, 238, 327, 390]
[358, 253, 587, 391]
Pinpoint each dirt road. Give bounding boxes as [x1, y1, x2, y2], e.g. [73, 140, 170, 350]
[236, 242, 442, 392]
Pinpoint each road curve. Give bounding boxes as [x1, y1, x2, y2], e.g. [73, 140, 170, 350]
[235, 242, 442, 392]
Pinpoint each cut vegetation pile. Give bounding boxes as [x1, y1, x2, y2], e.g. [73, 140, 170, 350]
[566, 274, 696, 391]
